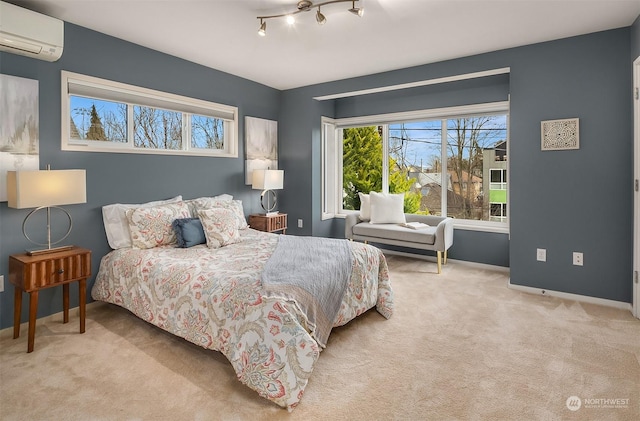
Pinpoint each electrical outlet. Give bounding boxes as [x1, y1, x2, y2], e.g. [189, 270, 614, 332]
[297, 219, 303, 228]
[573, 252, 583, 266]
[0, 275, 4, 293]
[536, 248, 546, 262]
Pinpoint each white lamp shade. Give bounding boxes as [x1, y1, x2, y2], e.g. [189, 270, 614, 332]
[7, 169, 87, 209]
[252, 169, 283, 190]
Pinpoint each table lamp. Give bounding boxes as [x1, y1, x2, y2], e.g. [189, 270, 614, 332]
[252, 169, 283, 215]
[7, 167, 87, 255]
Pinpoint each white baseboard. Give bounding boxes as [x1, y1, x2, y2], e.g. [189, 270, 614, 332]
[379, 248, 510, 273]
[381, 247, 631, 311]
[508, 281, 633, 312]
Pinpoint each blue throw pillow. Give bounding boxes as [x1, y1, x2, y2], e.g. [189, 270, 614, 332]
[172, 218, 206, 248]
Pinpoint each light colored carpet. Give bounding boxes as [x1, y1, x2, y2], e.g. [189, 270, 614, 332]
[1, 255, 638, 421]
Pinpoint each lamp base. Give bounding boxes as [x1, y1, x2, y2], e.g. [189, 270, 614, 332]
[260, 189, 278, 213]
[26, 244, 75, 256]
[22, 206, 74, 256]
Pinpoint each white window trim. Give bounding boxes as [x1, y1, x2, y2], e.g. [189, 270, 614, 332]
[451, 218, 508, 233]
[313, 67, 511, 101]
[61, 71, 238, 157]
[331, 102, 509, 128]
[322, 101, 510, 234]
[321, 116, 339, 220]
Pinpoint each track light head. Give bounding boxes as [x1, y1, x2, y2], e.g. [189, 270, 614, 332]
[316, 7, 326, 25]
[258, 20, 266, 36]
[297, 0, 313, 11]
[349, 0, 363, 16]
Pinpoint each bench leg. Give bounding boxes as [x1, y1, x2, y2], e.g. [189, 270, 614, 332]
[437, 251, 442, 274]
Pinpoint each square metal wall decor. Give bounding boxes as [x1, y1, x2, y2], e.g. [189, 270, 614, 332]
[541, 118, 579, 151]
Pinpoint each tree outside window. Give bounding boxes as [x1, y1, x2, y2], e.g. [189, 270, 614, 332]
[342, 126, 419, 213]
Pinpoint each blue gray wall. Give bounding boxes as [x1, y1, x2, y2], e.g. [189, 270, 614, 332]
[1, 18, 638, 330]
[508, 30, 632, 303]
[0, 23, 280, 330]
[280, 27, 635, 303]
[633, 14, 640, 60]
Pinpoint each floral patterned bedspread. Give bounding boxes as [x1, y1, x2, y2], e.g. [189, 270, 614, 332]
[91, 229, 393, 410]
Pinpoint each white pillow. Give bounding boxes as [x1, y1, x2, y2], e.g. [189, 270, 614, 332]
[369, 192, 406, 224]
[358, 192, 371, 221]
[102, 195, 182, 249]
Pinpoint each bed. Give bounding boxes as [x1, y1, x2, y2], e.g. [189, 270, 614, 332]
[91, 196, 393, 410]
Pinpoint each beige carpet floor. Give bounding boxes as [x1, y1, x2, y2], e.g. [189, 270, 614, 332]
[1, 255, 638, 421]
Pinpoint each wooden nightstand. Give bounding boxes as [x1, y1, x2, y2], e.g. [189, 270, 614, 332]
[9, 246, 91, 353]
[249, 213, 287, 234]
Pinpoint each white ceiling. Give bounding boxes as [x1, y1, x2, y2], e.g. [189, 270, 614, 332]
[11, 0, 640, 90]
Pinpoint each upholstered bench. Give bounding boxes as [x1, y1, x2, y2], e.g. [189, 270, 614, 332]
[345, 213, 454, 274]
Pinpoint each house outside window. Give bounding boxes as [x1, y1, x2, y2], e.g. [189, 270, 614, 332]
[484, 141, 508, 222]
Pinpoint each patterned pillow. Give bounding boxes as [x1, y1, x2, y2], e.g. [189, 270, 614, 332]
[102, 195, 183, 249]
[192, 199, 248, 230]
[184, 194, 233, 218]
[221, 200, 248, 229]
[198, 208, 241, 247]
[126, 202, 191, 249]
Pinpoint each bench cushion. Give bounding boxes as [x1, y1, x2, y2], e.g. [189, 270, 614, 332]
[353, 222, 436, 245]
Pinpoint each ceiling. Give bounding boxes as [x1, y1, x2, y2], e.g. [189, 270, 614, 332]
[10, 0, 640, 90]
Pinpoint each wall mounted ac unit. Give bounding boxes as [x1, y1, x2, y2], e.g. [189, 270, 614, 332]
[0, 1, 63, 62]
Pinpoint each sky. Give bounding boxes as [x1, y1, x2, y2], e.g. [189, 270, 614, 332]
[389, 115, 507, 170]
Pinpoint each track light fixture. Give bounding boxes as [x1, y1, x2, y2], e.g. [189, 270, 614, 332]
[257, 0, 363, 36]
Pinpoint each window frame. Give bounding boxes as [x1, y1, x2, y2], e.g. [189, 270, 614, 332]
[321, 101, 510, 233]
[321, 117, 339, 220]
[61, 71, 238, 157]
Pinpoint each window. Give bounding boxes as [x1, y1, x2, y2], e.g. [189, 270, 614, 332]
[322, 102, 509, 232]
[389, 120, 443, 216]
[490, 169, 507, 190]
[490, 203, 507, 222]
[62, 71, 238, 157]
[342, 125, 385, 211]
